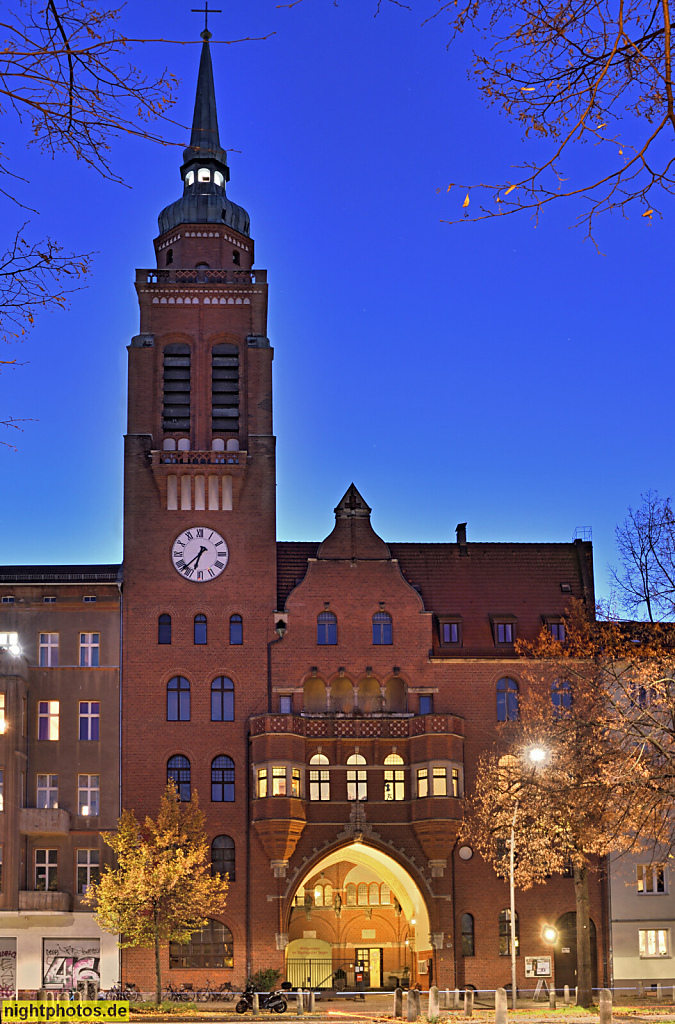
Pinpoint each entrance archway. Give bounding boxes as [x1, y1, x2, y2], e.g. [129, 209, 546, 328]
[286, 842, 431, 991]
[554, 913, 597, 993]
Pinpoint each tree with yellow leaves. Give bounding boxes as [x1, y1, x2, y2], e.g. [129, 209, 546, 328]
[83, 785, 229, 1005]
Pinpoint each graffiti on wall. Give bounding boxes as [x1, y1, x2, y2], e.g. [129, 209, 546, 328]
[43, 940, 101, 990]
[0, 939, 17, 997]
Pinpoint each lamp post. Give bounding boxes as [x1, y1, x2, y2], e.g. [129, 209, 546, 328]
[509, 746, 548, 1011]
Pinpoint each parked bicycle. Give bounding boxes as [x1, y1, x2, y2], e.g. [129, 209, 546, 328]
[163, 982, 193, 1002]
[197, 980, 235, 1002]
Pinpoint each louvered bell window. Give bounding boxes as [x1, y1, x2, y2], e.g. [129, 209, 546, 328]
[212, 343, 239, 434]
[163, 344, 191, 431]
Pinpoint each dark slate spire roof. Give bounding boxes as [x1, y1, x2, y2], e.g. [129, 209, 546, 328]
[157, 37, 250, 237]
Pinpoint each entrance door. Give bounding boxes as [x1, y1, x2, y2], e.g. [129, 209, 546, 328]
[554, 913, 597, 993]
[356, 948, 383, 988]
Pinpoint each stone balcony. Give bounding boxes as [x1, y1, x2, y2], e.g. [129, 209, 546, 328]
[137, 268, 267, 286]
[19, 808, 70, 835]
[250, 713, 464, 740]
[151, 449, 244, 468]
[19, 891, 71, 912]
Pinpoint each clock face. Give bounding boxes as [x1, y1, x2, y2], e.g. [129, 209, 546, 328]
[171, 527, 229, 582]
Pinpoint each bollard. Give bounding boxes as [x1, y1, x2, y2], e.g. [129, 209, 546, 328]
[463, 989, 474, 1018]
[549, 987, 556, 1010]
[394, 987, 403, 1018]
[671, 984, 675, 1004]
[37, 991, 47, 1001]
[575, 987, 579, 1005]
[495, 986, 508, 1024]
[414, 989, 422, 1019]
[564, 985, 570, 1005]
[406, 990, 418, 1022]
[295, 991, 304, 1015]
[599, 989, 612, 1024]
[252, 993, 259, 1015]
[657, 984, 663, 1002]
[444, 989, 450, 1010]
[429, 985, 439, 1018]
[637, 981, 644, 998]
[454, 989, 461, 1010]
[59, 991, 70, 1002]
[308, 990, 315, 1013]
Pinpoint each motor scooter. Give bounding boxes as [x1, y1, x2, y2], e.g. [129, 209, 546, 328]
[236, 983, 287, 1014]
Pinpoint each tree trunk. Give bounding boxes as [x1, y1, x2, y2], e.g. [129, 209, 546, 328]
[574, 863, 592, 1008]
[154, 906, 162, 1005]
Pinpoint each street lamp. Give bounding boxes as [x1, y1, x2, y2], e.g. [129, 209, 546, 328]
[509, 746, 549, 1010]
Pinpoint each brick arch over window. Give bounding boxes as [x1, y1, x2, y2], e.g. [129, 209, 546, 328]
[211, 835, 235, 880]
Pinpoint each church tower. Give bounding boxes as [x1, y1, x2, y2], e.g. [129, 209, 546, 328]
[122, 30, 276, 980]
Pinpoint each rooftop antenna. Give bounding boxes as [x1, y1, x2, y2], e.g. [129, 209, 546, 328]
[191, 1, 222, 40]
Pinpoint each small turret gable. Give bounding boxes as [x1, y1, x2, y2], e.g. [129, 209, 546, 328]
[317, 485, 391, 560]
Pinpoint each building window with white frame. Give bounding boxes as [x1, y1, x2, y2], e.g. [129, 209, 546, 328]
[347, 753, 367, 801]
[76, 850, 100, 894]
[79, 633, 100, 667]
[384, 753, 405, 801]
[257, 768, 267, 798]
[309, 753, 330, 801]
[417, 767, 429, 798]
[78, 774, 100, 816]
[35, 849, 58, 891]
[79, 701, 100, 741]
[37, 774, 58, 809]
[433, 766, 447, 796]
[39, 634, 59, 667]
[639, 929, 669, 957]
[38, 701, 59, 741]
[637, 863, 666, 893]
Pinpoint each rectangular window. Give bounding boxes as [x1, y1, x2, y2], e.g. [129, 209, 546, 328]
[637, 864, 666, 894]
[495, 622, 514, 644]
[79, 633, 100, 667]
[272, 766, 287, 797]
[35, 849, 58, 891]
[79, 701, 100, 741]
[1, 597, 14, 604]
[417, 767, 429, 798]
[451, 767, 460, 798]
[163, 345, 191, 432]
[38, 701, 59, 741]
[0, 634, 18, 651]
[257, 768, 268, 799]
[279, 696, 292, 714]
[384, 769, 405, 801]
[77, 849, 100, 895]
[78, 774, 100, 816]
[291, 768, 301, 798]
[309, 769, 330, 801]
[549, 621, 566, 642]
[39, 633, 59, 668]
[212, 344, 240, 434]
[83, 596, 97, 603]
[37, 774, 58, 809]
[639, 929, 669, 957]
[43, 597, 56, 604]
[441, 622, 460, 644]
[432, 766, 447, 796]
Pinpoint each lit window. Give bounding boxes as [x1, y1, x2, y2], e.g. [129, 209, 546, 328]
[346, 883, 356, 906]
[499, 908, 519, 956]
[229, 614, 243, 645]
[167, 676, 191, 721]
[257, 768, 268, 798]
[291, 767, 301, 797]
[198, 167, 211, 182]
[497, 677, 519, 721]
[211, 677, 234, 721]
[167, 755, 190, 801]
[549, 621, 566, 642]
[0, 633, 18, 650]
[347, 753, 367, 801]
[639, 929, 669, 957]
[441, 621, 461, 644]
[381, 884, 390, 904]
[357, 882, 368, 906]
[309, 753, 330, 801]
[170, 920, 233, 969]
[314, 885, 323, 907]
[37, 774, 58, 809]
[39, 634, 59, 668]
[158, 614, 171, 644]
[38, 701, 59, 741]
[495, 622, 515, 644]
[419, 694, 433, 715]
[461, 914, 475, 956]
[637, 864, 666, 894]
[78, 774, 100, 816]
[79, 702, 100, 741]
[77, 849, 100, 895]
[83, 596, 97, 603]
[214, 171, 224, 187]
[417, 767, 428, 798]
[432, 766, 447, 796]
[211, 835, 235, 880]
[372, 612, 392, 645]
[185, 170, 195, 186]
[384, 753, 405, 801]
[272, 766, 286, 796]
[35, 849, 58, 891]
[79, 633, 100, 667]
[452, 767, 460, 797]
[317, 611, 337, 645]
[211, 756, 235, 802]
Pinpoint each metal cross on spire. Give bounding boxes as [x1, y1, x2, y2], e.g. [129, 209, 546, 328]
[191, 1, 222, 40]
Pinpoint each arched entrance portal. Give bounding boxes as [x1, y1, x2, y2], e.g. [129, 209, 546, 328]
[286, 843, 431, 992]
[554, 913, 597, 993]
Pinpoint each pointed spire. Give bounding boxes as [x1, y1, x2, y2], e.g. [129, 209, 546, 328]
[317, 485, 390, 560]
[182, 38, 229, 172]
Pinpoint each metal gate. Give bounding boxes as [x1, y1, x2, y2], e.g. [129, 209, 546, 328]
[285, 958, 334, 989]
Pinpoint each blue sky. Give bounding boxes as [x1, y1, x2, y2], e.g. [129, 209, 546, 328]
[0, 0, 672, 603]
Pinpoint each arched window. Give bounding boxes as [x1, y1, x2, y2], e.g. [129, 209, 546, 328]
[167, 676, 190, 721]
[185, 171, 195, 186]
[163, 438, 176, 451]
[385, 677, 407, 713]
[357, 882, 368, 906]
[229, 614, 243, 645]
[211, 835, 235, 880]
[380, 884, 391, 905]
[372, 611, 392, 645]
[369, 882, 379, 905]
[163, 343, 190, 432]
[317, 611, 337, 645]
[212, 438, 225, 451]
[498, 908, 519, 956]
[214, 171, 224, 187]
[309, 753, 330, 801]
[384, 752, 405, 801]
[158, 614, 171, 645]
[232, 250, 241, 266]
[552, 679, 573, 712]
[304, 677, 327, 714]
[169, 919, 233, 969]
[461, 913, 475, 956]
[194, 614, 207, 645]
[330, 676, 353, 714]
[497, 677, 519, 722]
[211, 756, 235, 802]
[198, 167, 211, 182]
[357, 676, 380, 714]
[211, 677, 234, 722]
[166, 248, 173, 266]
[313, 885, 323, 907]
[226, 438, 240, 452]
[167, 755, 190, 801]
[345, 883, 357, 906]
[347, 753, 367, 801]
[177, 437, 190, 451]
[324, 883, 333, 907]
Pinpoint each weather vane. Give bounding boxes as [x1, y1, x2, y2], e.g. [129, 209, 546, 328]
[191, 2, 222, 40]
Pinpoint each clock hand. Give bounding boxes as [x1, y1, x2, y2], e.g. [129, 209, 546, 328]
[185, 545, 207, 569]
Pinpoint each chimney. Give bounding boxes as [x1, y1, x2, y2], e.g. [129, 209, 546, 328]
[456, 522, 468, 556]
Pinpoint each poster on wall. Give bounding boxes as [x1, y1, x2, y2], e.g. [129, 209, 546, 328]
[43, 939, 101, 990]
[0, 939, 17, 997]
[525, 956, 552, 978]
